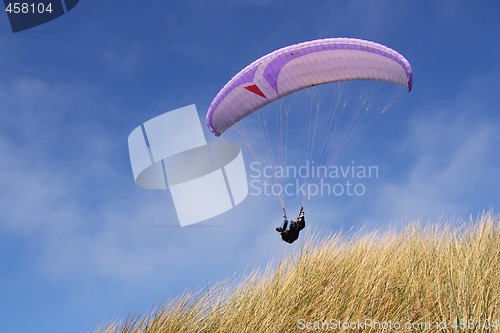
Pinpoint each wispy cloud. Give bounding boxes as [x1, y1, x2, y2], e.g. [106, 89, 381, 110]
[362, 73, 500, 225]
[0, 73, 284, 304]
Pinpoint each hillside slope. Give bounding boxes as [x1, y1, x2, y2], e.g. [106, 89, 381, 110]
[98, 212, 499, 333]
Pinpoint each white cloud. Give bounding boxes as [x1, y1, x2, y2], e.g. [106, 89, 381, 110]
[366, 78, 500, 224]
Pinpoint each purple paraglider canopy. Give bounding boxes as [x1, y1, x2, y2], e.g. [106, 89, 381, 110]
[206, 37, 412, 137]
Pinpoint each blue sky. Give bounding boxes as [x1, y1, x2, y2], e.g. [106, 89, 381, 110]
[0, 1, 499, 332]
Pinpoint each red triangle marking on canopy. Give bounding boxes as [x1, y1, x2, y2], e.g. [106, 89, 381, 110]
[244, 84, 267, 99]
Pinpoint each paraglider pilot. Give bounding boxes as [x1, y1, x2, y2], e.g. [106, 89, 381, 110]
[276, 207, 305, 244]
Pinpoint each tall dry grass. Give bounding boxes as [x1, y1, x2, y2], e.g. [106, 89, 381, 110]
[97, 212, 499, 332]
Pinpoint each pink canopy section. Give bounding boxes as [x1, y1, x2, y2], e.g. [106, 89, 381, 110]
[206, 38, 413, 137]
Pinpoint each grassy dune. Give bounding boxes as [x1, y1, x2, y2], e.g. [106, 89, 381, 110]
[98, 212, 499, 332]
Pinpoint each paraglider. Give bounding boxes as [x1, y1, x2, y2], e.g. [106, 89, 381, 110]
[276, 207, 305, 244]
[206, 38, 412, 242]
